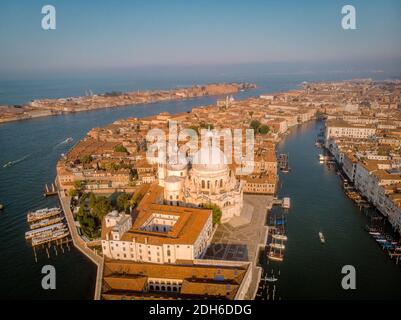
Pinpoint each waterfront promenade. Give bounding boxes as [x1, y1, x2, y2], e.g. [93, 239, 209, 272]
[57, 181, 103, 300]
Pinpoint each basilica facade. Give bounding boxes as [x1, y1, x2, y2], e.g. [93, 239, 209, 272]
[158, 144, 244, 223]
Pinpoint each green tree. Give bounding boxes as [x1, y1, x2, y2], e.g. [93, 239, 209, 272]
[202, 203, 222, 225]
[77, 205, 85, 217]
[249, 120, 261, 132]
[89, 193, 97, 209]
[258, 124, 270, 135]
[114, 145, 128, 153]
[117, 193, 131, 212]
[92, 196, 112, 220]
[68, 188, 77, 197]
[74, 180, 83, 189]
[80, 155, 92, 164]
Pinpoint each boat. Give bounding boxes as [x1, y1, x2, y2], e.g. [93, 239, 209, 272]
[270, 243, 286, 250]
[65, 137, 73, 143]
[319, 232, 325, 244]
[272, 234, 288, 241]
[25, 222, 66, 240]
[31, 229, 69, 246]
[27, 207, 61, 223]
[268, 253, 284, 262]
[265, 276, 278, 282]
[3, 161, 13, 168]
[282, 197, 291, 209]
[369, 232, 382, 236]
[0, 203, 4, 210]
[29, 216, 63, 230]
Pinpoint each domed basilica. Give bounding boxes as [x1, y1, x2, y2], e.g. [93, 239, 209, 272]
[158, 139, 244, 223]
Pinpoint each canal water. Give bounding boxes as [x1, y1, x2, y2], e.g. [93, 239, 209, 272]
[0, 71, 400, 299]
[262, 120, 401, 300]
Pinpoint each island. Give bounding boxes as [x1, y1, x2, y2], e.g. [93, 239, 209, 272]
[0, 82, 255, 124]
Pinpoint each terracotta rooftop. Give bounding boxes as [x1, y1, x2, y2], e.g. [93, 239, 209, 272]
[102, 183, 212, 245]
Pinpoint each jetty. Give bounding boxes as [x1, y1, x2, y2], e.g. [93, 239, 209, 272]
[44, 183, 58, 197]
[272, 197, 291, 209]
[278, 154, 290, 172]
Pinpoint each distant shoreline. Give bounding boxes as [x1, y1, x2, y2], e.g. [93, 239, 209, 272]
[0, 82, 256, 125]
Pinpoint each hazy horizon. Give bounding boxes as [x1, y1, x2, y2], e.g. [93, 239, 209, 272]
[1, 0, 401, 78]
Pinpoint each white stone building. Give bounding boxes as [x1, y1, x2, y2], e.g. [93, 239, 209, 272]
[158, 144, 244, 223]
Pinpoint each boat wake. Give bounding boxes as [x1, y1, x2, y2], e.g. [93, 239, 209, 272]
[53, 137, 73, 149]
[2, 154, 30, 168]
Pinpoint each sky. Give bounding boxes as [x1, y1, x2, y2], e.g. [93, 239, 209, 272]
[0, 0, 400, 77]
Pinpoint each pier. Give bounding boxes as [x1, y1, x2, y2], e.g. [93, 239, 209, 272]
[272, 197, 291, 209]
[44, 183, 58, 197]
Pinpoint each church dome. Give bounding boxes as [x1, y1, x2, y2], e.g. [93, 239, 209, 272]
[192, 146, 228, 172]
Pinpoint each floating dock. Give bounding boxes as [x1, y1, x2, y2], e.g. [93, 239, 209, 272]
[44, 183, 58, 197]
[25, 207, 70, 250]
[27, 207, 61, 223]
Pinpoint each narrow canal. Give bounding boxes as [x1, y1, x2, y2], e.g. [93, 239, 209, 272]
[262, 120, 401, 300]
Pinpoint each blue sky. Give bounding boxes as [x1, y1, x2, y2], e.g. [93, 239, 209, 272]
[0, 0, 400, 75]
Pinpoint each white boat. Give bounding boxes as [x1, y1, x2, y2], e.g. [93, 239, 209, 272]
[27, 207, 61, 223]
[265, 276, 278, 282]
[272, 234, 288, 241]
[25, 222, 65, 240]
[319, 232, 325, 244]
[3, 161, 13, 168]
[270, 243, 286, 250]
[282, 197, 291, 209]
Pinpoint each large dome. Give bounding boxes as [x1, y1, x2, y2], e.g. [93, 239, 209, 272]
[192, 146, 228, 172]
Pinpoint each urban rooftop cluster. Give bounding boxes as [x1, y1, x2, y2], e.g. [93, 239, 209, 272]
[55, 78, 401, 300]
